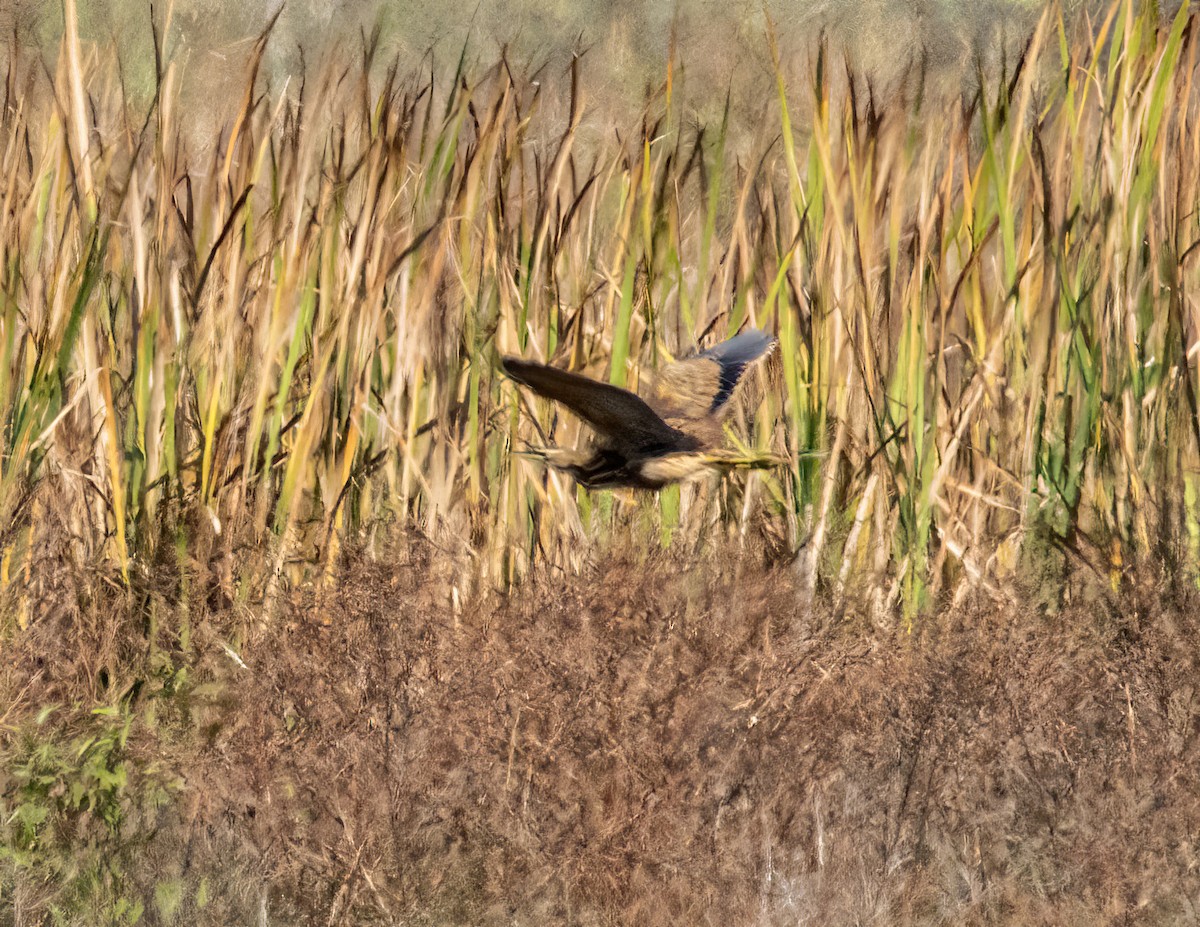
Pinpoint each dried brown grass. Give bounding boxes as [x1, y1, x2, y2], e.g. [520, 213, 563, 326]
[3, 4, 1200, 920]
[4, 543, 1198, 925]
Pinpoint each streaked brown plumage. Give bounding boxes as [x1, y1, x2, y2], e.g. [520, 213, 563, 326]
[502, 329, 780, 489]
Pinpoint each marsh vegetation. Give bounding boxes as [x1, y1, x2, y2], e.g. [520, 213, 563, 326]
[2, 0, 1200, 923]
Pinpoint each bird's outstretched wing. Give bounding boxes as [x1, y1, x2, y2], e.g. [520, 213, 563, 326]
[501, 357, 687, 451]
[649, 328, 776, 420]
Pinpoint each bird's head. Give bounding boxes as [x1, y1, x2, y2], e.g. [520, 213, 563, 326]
[513, 445, 592, 477]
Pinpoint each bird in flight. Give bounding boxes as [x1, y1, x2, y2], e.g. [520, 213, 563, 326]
[501, 329, 783, 490]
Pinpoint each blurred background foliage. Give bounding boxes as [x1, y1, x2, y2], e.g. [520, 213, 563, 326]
[1, 0, 1060, 144]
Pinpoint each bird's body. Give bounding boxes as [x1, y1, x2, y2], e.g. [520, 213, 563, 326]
[502, 329, 780, 490]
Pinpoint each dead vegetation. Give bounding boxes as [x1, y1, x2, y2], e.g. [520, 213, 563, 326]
[1, 1, 1199, 619]
[4, 0, 1200, 922]
[4, 543, 1199, 925]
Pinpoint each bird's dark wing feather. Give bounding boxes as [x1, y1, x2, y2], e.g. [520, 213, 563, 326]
[650, 329, 776, 420]
[501, 357, 685, 451]
[699, 329, 776, 410]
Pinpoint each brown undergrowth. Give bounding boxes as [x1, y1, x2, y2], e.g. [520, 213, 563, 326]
[3, 541, 1200, 925]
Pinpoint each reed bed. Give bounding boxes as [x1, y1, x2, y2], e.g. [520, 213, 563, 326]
[0, 0, 1198, 625]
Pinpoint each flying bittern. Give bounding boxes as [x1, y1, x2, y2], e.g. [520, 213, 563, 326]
[501, 329, 782, 490]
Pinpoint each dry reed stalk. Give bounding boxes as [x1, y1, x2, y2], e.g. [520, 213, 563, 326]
[0, 1, 1193, 617]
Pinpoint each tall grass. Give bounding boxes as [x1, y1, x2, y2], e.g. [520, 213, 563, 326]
[0, 0, 1197, 624]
